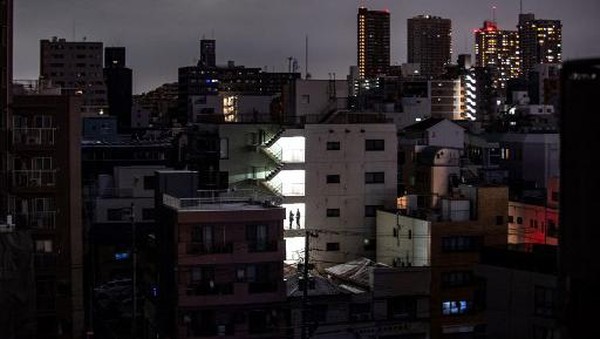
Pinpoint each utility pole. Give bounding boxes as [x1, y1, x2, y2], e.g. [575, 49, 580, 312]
[130, 202, 137, 339]
[301, 230, 318, 339]
[301, 230, 310, 339]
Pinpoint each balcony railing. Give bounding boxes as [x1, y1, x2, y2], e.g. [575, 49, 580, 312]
[15, 211, 56, 230]
[163, 191, 281, 211]
[248, 281, 278, 294]
[186, 282, 234, 296]
[12, 128, 56, 146]
[34, 253, 57, 267]
[187, 242, 233, 255]
[247, 240, 278, 253]
[12, 170, 57, 188]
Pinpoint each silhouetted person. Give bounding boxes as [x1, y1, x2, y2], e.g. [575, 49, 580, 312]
[296, 209, 301, 228]
[289, 210, 294, 229]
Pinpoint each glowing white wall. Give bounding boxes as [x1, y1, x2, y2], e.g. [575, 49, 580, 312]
[273, 136, 305, 163]
[274, 170, 305, 196]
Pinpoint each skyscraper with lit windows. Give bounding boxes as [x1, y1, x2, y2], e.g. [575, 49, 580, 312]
[357, 7, 390, 78]
[407, 15, 452, 78]
[474, 20, 520, 89]
[518, 14, 562, 76]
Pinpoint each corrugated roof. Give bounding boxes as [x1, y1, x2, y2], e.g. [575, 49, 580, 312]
[324, 258, 389, 288]
[403, 118, 446, 131]
[286, 273, 350, 297]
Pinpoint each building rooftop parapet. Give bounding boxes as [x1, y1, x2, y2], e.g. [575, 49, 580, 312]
[162, 189, 282, 211]
[12, 79, 62, 96]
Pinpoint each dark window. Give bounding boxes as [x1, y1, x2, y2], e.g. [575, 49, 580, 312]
[190, 225, 214, 253]
[364, 205, 383, 217]
[326, 209, 340, 217]
[246, 224, 271, 252]
[142, 208, 155, 220]
[496, 216, 504, 225]
[365, 172, 385, 184]
[107, 209, 123, 221]
[441, 236, 481, 252]
[442, 271, 474, 288]
[365, 139, 385, 151]
[326, 242, 340, 251]
[534, 286, 556, 317]
[388, 297, 417, 319]
[246, 263, 278, 293]
[547, 219, 558, 237]
[143, 175, 156, 190]
[326, 174, 340, 184]
[517, 217, 523, 224]
[190, 266, 215, 284]
[363, 238, 376, 251]
[326, 141, 340, 150]
[508, 215, 514, 223]
[350, 303, 371, 321]
[220, 138, 229, 159]
[248, 309, 277, 334]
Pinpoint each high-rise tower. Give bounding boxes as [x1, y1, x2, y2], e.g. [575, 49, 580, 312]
[518, 14, 562, 76]
[40, 38, 108, 115]
[474, 20, 521, 89]
[357, 7, 390, 78]
[1, 0, 13, 214]
[104, 47, 133, 131]
[559, 58, 600, 339]
[407, 15, 452, 78]
[199, 39, 216, 68]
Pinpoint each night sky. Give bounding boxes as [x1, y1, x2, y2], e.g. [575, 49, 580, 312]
[13, 0, 600, 93]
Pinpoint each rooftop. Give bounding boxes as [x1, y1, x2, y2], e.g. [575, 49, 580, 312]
[162, 190, 282, 211]
[286, 273, 350, 298]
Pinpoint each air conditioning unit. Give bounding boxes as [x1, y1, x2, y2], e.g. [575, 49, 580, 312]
[0, 215, 15, 233]
[27, 137, 40, 145]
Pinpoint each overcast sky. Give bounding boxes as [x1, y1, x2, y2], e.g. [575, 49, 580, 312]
[13, 0, 600, 94]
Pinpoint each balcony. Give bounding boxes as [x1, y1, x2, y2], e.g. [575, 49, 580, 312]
[12, 170, 56, 188]
[187, 242, 233, 255]
[15, 211, 56, 230]
[12, 128, 56, 146]
[248, 281, 278, 294]
[34, 253, 58, 268]
[186, 282, 234, 296]
[247, 240, 278, 253]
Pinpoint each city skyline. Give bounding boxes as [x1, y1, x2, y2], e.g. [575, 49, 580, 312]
[13, 0, 600, 93]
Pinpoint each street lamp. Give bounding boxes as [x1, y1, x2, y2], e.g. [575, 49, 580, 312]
[128, 202, 137, 339]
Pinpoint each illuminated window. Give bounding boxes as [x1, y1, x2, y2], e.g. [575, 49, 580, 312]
[35, 240, 53, 253]
[442, 300, 471, 315]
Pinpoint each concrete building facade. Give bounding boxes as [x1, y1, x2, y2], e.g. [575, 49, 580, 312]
[154, 173, 287, 338]
[39, 38, 108, 116]
[305, 123, 397, 266]
[357, 7, 390, 78]
[407, 15, 452, 78]
[10, 94, 83, 338]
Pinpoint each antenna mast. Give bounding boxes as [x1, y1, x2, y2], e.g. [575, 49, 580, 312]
[520, 0, 523, 14]
[305, 35, 309, 79]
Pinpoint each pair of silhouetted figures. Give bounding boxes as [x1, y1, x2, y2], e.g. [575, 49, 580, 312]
[288, 209, 301, 229]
